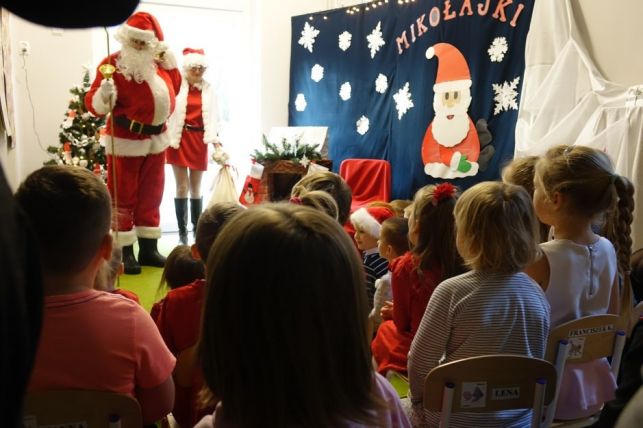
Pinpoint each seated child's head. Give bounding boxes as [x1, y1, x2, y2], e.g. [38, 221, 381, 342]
[501, 156, 539, 197]
[350, 206, 395, 252]
[160, 245, 205, 290]
[291, 171, 352, 225]
[194, 202, 245, 261]
[15, 166, 111, 283]
[199, 203, 382, 427]
[95, 246, 123, 291]
[455, 181, 539, 274]
[378, 217, 410, 263]
[289, 189, 339, 221]
[389, 199, 412, 218]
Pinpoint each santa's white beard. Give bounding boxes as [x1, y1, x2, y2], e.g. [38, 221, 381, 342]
[431, 93, 472, 148]
[117, 45, 157, 83]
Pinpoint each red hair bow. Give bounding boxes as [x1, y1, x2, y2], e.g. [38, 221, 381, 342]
[433, 182, 457, 204]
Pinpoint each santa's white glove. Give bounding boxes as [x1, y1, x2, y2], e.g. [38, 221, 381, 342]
[99, 79, 116, 105]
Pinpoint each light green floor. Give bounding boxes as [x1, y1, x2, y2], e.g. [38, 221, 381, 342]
[115, 233, 183, 312]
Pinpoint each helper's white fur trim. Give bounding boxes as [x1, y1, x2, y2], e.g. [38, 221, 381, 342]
[92, 81, 118, 115]
[182, 53, 208, 70]
[434, 79, 472, 93]
[136, 226, 162, 239]
[102, 132, 169, 156]
[169, 79, 189, 148]
[350, 207, 382, 239]
[168, 78, 219, 147]
[424, 161, 479, 179]
[112, 229, 137, 247]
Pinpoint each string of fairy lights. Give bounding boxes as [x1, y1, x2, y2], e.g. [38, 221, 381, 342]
[307, 0, 418, 20]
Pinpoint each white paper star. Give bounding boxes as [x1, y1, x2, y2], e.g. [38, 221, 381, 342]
[300, 154, 310, 168]
[311, 64, 324, 82]
[492, 76, 520, 115]
[295, 93, 307, 112]
[367, 21, 385, 59]
[339, 82, 352, 101]
[375, 73, 388, 94]
[393, 82, 414, 120]
[488, 37, 509, 62]
[298, 22, 320, 53]
[356, 116, 370, 135]
[338, 31, 352, 51]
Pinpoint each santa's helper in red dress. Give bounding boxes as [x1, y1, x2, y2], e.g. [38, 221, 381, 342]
[85, 11, 182, 274]
[421, 42, 480, 179]
[166, 48, 220, 245]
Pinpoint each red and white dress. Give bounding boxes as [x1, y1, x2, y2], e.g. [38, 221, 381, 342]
[167, 79, 220, 171]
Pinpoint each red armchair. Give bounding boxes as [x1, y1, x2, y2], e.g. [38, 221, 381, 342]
[339, 159, 391, 212]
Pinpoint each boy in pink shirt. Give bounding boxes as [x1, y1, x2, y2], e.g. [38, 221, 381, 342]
[17, 166, 175, 425]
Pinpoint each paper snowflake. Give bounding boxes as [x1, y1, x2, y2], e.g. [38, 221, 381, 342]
[492, 76, 520, 115]
[339, 82, 352, 101]
[300, 154, 310, 168]
[356, 116, 370, 135]
[393, 82, 414, 120]
[311, 64, 324, 82]
[488, 37, 508, 62]
[295, 93, 307, 112]
[338, 31, 352, 51]
[298, 22, 320, 53]
[375, 73, 388, 94]
[367, 21, 385, 59]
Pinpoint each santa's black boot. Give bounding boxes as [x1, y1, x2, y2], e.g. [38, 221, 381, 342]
[174, 198, 188, 245]
[138, 238, 166, 267]
[122, 245, 141, 275]
[190, 197, 202, 239]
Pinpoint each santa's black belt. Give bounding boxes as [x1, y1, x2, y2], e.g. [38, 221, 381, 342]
[114, 116, 164, 135]
[184, 124, 205, 132]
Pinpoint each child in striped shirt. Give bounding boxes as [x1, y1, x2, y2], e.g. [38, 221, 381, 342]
[406, 181, 550, 427]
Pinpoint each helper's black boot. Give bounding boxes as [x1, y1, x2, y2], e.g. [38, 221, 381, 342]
[174, 198, 188, 245]
[190, 197, 203, 238]
[138, 238, 166, 267]
[122, 245, 141, 275]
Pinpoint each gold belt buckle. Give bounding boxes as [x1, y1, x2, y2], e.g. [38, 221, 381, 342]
[129, 120, 144, 134]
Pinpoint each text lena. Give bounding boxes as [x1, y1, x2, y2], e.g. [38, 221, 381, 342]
[396, 0, 526, 55]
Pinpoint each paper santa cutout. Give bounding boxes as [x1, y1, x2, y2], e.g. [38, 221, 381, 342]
[422, 42, 480, 179]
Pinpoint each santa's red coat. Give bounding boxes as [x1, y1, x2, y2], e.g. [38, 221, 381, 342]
[421, 117, 480, 166]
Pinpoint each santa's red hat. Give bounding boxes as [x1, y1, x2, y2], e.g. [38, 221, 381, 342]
[426, 42, 472, 93]
[115, 11, 164, 44]
[182, 48, 208, 70]
[350, 206, 395, 239]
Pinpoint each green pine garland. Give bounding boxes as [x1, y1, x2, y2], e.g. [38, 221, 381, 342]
[44, 69, 107, 180]
[252, 134, 322, 164]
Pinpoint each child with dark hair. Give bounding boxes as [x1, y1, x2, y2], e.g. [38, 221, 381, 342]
[407, 181, 550, 426]
[195, 204, 410, 427]
[18, 166, 175, 425]
[370, 217, 410, 328]
[371, 183, 464, 376]
[155, 201, 243, 428]
[150, 244, 205, 322]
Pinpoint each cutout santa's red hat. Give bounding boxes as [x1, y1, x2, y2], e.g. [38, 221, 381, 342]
[115, 11, 164, 44]
[426, 42, 472, 93]
[350, 206, 395, 239]
[182, 48, 208, 70]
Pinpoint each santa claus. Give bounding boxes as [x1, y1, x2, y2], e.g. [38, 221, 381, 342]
[85, 11, 182, 274]
[422, 42, 480, 179]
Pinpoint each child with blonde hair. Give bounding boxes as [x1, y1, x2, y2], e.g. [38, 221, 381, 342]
[389, 199, 412, 218]
[289, 189, 339, 221]
[195, 204, 410, 427]
[406, 181, 550, 427]
[371, 183, 464, 375]
[526, 144, 634, 420]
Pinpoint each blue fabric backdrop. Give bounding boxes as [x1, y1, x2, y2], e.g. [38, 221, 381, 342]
[289, 0, 534, 199]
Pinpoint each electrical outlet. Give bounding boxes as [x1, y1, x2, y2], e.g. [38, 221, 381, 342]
[19, 41, 31, 56]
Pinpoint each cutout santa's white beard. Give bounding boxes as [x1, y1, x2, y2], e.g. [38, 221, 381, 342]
[117, 44, 157, 83]
[431, 90, 472, 148]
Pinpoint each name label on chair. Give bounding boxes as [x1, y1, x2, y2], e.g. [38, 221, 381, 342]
[568, 324, 614, 337]
[491, 387, 520, 400]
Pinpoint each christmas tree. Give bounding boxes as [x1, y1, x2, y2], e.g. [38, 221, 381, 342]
[45, 68, 106, 179]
